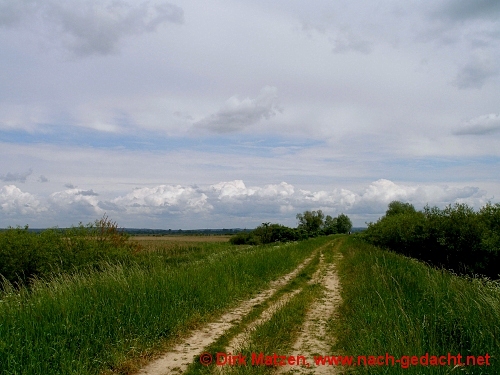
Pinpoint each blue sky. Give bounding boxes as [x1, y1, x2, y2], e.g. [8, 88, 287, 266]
[1, 0, 500, 229]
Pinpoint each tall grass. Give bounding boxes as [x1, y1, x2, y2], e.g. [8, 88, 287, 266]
[0, 237, 330, 375]
[331, 236, 500, 374]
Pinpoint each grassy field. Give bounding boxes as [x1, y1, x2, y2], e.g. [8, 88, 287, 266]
[0, 235, 330, 375]
[1, 233, 499, 374]
[331, 236, 500, 374]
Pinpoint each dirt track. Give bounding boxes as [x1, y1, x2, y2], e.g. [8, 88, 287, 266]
[135, 239, 343, 375]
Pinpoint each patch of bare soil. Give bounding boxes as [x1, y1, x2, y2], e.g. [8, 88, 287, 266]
[278, 244, 343, 374]
[135, 252, 318, 375]
[225, 288, 303, 355]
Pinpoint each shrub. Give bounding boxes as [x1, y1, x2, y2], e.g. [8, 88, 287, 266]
[363, 201, 500, 279]
[0, 215, 138, 288]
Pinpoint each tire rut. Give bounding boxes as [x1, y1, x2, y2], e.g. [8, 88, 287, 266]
[135, 249, 320, 375]
[277, 240, 343, 375]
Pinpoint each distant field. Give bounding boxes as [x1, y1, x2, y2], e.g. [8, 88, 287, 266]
[131, 235, 232, 243]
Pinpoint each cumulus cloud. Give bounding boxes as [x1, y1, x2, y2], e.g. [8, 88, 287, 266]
[111, 185, 212, 214]
[454, 113, 500, 135]
[0, 180, 491, 227]
[194, 86, 282, 133]
[48, 188, 103, 216]
[350, 179, 487, 214]
[0, 185, 44, 215]
[0, 169, 32, 183]
[206, 179, 488, 220]
[0, 0, 184, 56]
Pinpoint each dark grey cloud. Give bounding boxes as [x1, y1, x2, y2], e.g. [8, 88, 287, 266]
[454, 113, 500, 135]
[194, 86, 281, 133]
[79, 189, 98, 196]
[0, 168, 32, 183]
[38, 175, 49, 183]
[0, 0, 34, 27]
[0, 0, 184, 56]
[65, 183, 76, 189]
[453, 58, 498, 89]
[435, 0, 500, 22]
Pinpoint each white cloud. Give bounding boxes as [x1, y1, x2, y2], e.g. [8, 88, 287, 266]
[351, 179, 488, 214]
[194, 86, 282, 133]
[111, 185, 212, 214]
[454, 113, 500, 135]
[0, 179, 493, 228]
[0, 185, 44, 215]
[210, 180, 294, 199]
[48, 188, 103, 216]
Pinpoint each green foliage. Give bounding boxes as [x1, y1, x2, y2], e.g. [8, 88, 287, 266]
[0, 236, 329, 375]
[335, 213, 353, 234]
[0, 215, 139, 288]
[230, 211, 354, 245]
[230, 223, 299, 245]
[229, 231, 260, 245]
[323, 215, 338, 235]
[332, 237, 500, 374]
[363, 201, 500, 279]
[296, 210, 325, 237]
[253, 222, 299, 243]
[385, 200, 417, 216]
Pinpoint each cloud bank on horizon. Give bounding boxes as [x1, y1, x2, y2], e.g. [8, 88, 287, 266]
[1, 0, 499, 228]
[0, 179, 491, 228]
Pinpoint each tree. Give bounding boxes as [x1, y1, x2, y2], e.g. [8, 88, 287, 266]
[296, 210, 324, 237]
[386, 201, 416, 217]
[336, 213, 352, 234]
[323, 215, 338, 235]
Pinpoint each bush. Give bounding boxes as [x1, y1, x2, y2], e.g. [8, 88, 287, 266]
[229, 223, 300, 245]
[0, 215, 139, 288]
[363, 201, 500, 279]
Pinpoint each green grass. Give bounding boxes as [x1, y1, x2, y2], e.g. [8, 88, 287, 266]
[331, 236, 500, 374]
[0, 236, 331, 375]
[184, 238, 337, 375]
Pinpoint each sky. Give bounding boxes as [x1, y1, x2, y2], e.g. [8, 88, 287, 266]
[1, 0, 500, 229]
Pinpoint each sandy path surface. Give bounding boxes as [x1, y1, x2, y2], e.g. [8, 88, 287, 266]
[277, 242, 343, 375]
[135, 251, 319, 375]
[225, 288, 303, 355]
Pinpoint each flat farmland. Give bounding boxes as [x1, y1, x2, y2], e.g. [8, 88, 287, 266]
[131, 235, 232, 243]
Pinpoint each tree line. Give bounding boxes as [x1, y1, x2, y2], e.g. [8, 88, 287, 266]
[362, 201, 500, 279]
[229, 210, 353, 245]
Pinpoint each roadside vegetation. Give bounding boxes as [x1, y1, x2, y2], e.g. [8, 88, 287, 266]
[0, 215, 140, 288]
[332, 236, 500, 374]
[230, 210, 352, 245]
[0, 223, 330, 375]
[2, 204, 499, 374]
[363, 201, 500, 279]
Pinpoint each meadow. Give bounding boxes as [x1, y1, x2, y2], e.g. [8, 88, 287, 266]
[0, 226, 330, 375]
[331, 236, 500, 374]
[0, 216, 499, 374]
